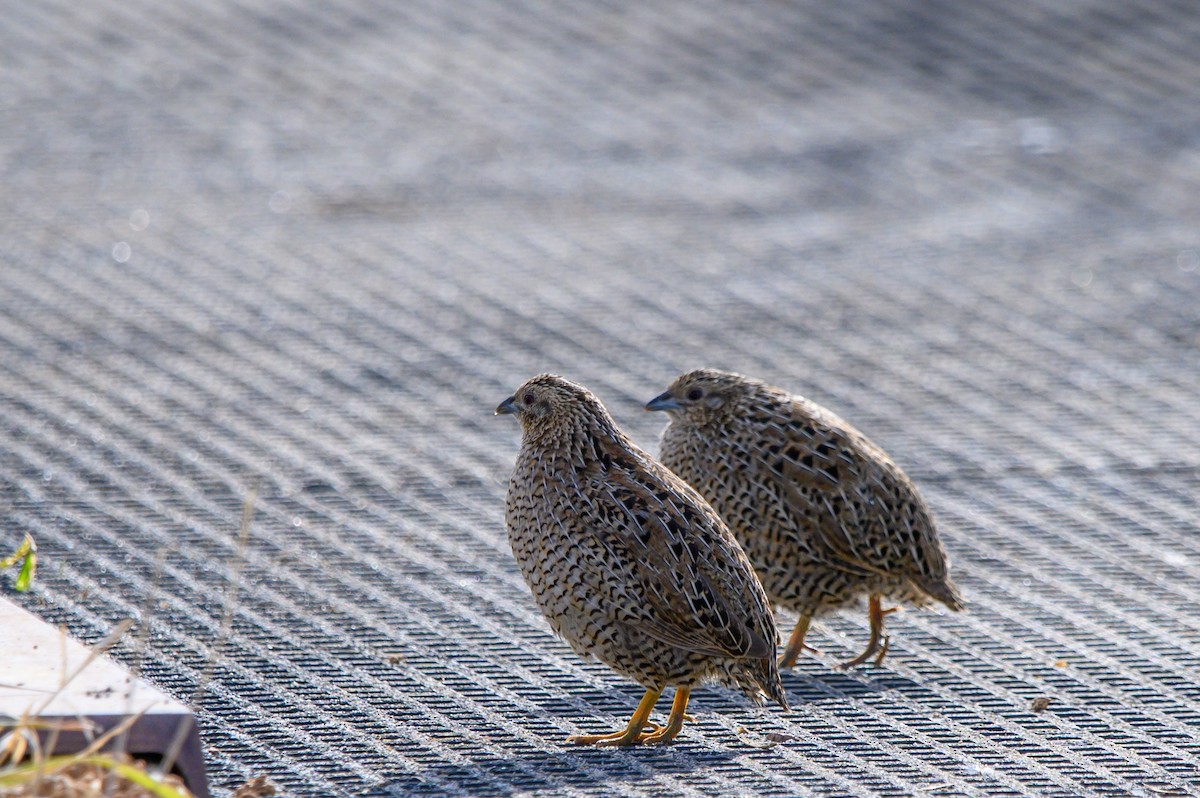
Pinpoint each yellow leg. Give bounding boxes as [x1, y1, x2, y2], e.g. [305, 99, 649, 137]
[643, 686, 691, 745]
[779, 614, 818, 668]
[838, 593, 898, 669]
[567, 688, 662, 746]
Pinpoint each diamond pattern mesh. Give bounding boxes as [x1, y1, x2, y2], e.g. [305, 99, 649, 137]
[2, 1, 1199, 795]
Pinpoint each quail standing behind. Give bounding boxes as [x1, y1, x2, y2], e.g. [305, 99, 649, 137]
[496, 374, 788, 746]
[647, 369, 963, 669]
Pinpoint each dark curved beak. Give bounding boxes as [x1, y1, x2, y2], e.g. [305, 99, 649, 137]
[645, 391, 682, 412]
[495, 395, 519, 416]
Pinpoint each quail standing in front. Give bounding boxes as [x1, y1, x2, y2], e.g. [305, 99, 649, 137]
[647, 369, 963, 669]
[496, 374, 788, 746]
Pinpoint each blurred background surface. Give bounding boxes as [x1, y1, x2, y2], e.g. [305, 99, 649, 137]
[2, 1, 1199, 795]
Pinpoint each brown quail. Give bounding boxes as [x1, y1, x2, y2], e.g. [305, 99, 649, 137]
[647, 369, 963, 670]
[496, 374, 788, 746]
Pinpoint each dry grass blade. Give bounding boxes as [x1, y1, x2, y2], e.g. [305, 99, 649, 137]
[0, 754, 194, 797]
[0, 718, 90, 770]
[0, 598, 182, 796]
[30, 620, 135, 719]
[0, 705, 191, 797]
[3, 491, 258, 795]
[161, 487, 257, 777]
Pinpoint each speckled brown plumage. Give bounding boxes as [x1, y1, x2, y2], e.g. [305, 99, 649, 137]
[496, 374, 787, 746]
[647, 369, 963, 669]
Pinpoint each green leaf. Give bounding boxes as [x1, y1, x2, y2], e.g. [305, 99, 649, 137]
[14, 549, 35, 591]
[106, 759, 194, 798]
[2, 534, 36, 590]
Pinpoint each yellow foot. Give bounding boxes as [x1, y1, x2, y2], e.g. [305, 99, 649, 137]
[566, 686, 694, 747]
[779, 615, 817, 668]
[567, 687, 664, 746]
[837, 594, 895, 669]
[873, 635, 891, 666]
[837, 632, 892, 670]
[567, 723, 662, 747]
[642, 685, 691, 745]
[779, 642, 822, 668]
[641, 724, 683, 745]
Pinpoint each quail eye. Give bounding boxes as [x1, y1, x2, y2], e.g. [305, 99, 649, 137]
[523, 393, 536, 405]
[687, 388, 704, 401]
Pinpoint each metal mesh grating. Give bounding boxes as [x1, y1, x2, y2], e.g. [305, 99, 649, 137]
[2, 0, 1200, 795]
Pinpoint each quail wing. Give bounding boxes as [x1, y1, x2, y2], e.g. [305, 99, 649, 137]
[585, 449, 774, 662]
[744, 403, 903, 579]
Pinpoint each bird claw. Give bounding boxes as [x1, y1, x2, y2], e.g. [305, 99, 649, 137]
[639, 717, 688, 745]
[872, 635, 890, 666]
[778, 643, 822, 668]
[566, 721, 663, 746]
[836, 634, 889, 670]
[567, 732, 640, 746]
[836, 594, 894, 669]
[640, 729, 676, 745]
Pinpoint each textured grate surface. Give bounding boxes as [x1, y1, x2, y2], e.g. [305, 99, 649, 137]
[2, 1, 1200, 796]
